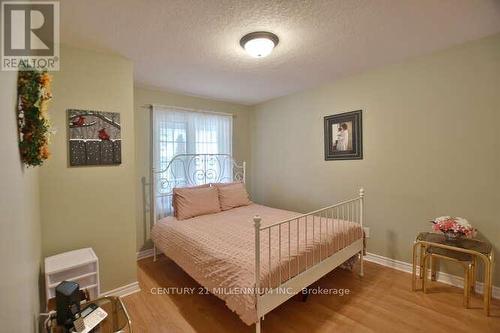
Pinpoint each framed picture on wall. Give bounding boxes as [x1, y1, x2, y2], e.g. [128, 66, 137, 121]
[324, 110, 363, 160]
[67, 109, 122, 166]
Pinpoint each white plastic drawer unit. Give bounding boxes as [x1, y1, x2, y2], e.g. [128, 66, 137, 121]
[44, 248, 100, 303]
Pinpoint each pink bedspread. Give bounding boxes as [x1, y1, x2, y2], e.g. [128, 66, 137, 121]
[151, 203, 363, 325]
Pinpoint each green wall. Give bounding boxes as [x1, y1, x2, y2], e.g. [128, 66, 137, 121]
[40, 45, 137, 292]
[37, 33, 500, 296]
[251, 34, 500, 285]
[0, 72, 42, 332]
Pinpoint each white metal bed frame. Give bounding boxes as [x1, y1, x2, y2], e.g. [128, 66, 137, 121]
[150, 154, 364, 333]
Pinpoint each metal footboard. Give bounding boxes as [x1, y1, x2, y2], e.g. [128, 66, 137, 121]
[253, 189, 365, 333]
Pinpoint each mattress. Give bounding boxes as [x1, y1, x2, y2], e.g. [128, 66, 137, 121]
[151, 203, 363, 325]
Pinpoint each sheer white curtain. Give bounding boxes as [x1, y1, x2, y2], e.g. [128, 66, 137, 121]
[152, 105, 232, 217]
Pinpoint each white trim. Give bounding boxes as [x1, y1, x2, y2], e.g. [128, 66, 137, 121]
[100, 281, 140, 298]
[365, 252, 499, 299]
[364, 252, 414, 273]
[137, 248, 154, 260]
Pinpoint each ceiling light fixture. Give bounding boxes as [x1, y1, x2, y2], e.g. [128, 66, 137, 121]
[240, 31, 279, 58]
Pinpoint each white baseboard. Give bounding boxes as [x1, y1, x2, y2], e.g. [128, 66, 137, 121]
[365, 252, 499, 299]
[137, 248, 154, 260]
[100, 281, 140, 298]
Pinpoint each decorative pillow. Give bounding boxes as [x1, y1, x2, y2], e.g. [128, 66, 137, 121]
[172, 184, 209, 217]
[211, 181, 239, 187]
[173, 186, 221, 220]
[214, 182, 252, 211]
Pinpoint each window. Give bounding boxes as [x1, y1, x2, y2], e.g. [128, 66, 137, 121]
[152, 105, 232, 216]
[157, 121, 187, 173]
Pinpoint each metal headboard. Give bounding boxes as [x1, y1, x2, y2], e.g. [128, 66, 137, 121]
[151, 153, 246, 222]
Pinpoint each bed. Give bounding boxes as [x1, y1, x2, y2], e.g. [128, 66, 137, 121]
[150, 154, 365, 333]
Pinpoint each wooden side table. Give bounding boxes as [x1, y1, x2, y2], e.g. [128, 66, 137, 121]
[46, 296, 132, 332]
[412, 232, 494, 316]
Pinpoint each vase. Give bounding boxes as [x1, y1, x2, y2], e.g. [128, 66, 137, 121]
[443, 231, 464, 242]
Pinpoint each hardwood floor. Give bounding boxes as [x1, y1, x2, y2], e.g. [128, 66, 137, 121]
[122, 256, 500, 332]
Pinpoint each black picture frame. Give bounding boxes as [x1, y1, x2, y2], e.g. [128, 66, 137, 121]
[324, 110, 363, 160]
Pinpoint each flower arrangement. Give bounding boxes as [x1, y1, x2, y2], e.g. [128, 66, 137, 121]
[431, 216, 476, 240]
[17, 68, 53, 167]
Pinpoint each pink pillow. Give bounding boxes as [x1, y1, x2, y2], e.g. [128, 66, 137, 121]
[211, 181, 239, 187]
[173, 186, 221, 220]
[172, 184, 209, 217]
[214, 182, 252, 210]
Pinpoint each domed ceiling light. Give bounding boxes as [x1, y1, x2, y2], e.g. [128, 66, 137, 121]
[240, 31, 279, 58]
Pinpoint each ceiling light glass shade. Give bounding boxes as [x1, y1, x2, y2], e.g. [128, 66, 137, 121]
[243, 38, 275, 58]
[240, 32, 279, 58]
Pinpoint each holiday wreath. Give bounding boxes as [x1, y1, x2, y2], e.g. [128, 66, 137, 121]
[16, 69, 53, 167]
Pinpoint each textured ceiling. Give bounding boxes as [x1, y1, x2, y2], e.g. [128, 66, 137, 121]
[60, 0, 500, 105]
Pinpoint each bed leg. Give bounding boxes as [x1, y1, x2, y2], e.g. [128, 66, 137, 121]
[254, 216, 262, 333]
[359, 188, 365, 278]
[359, 251, 364, 277]
[153, 245, 157, 262]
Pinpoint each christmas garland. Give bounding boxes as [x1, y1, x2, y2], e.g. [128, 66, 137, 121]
[17, 69, 53, 167]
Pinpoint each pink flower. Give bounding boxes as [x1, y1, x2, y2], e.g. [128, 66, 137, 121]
[431, 216, 475, 239]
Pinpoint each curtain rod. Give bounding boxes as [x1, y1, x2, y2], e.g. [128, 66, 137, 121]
[141, 104, 235, 117]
